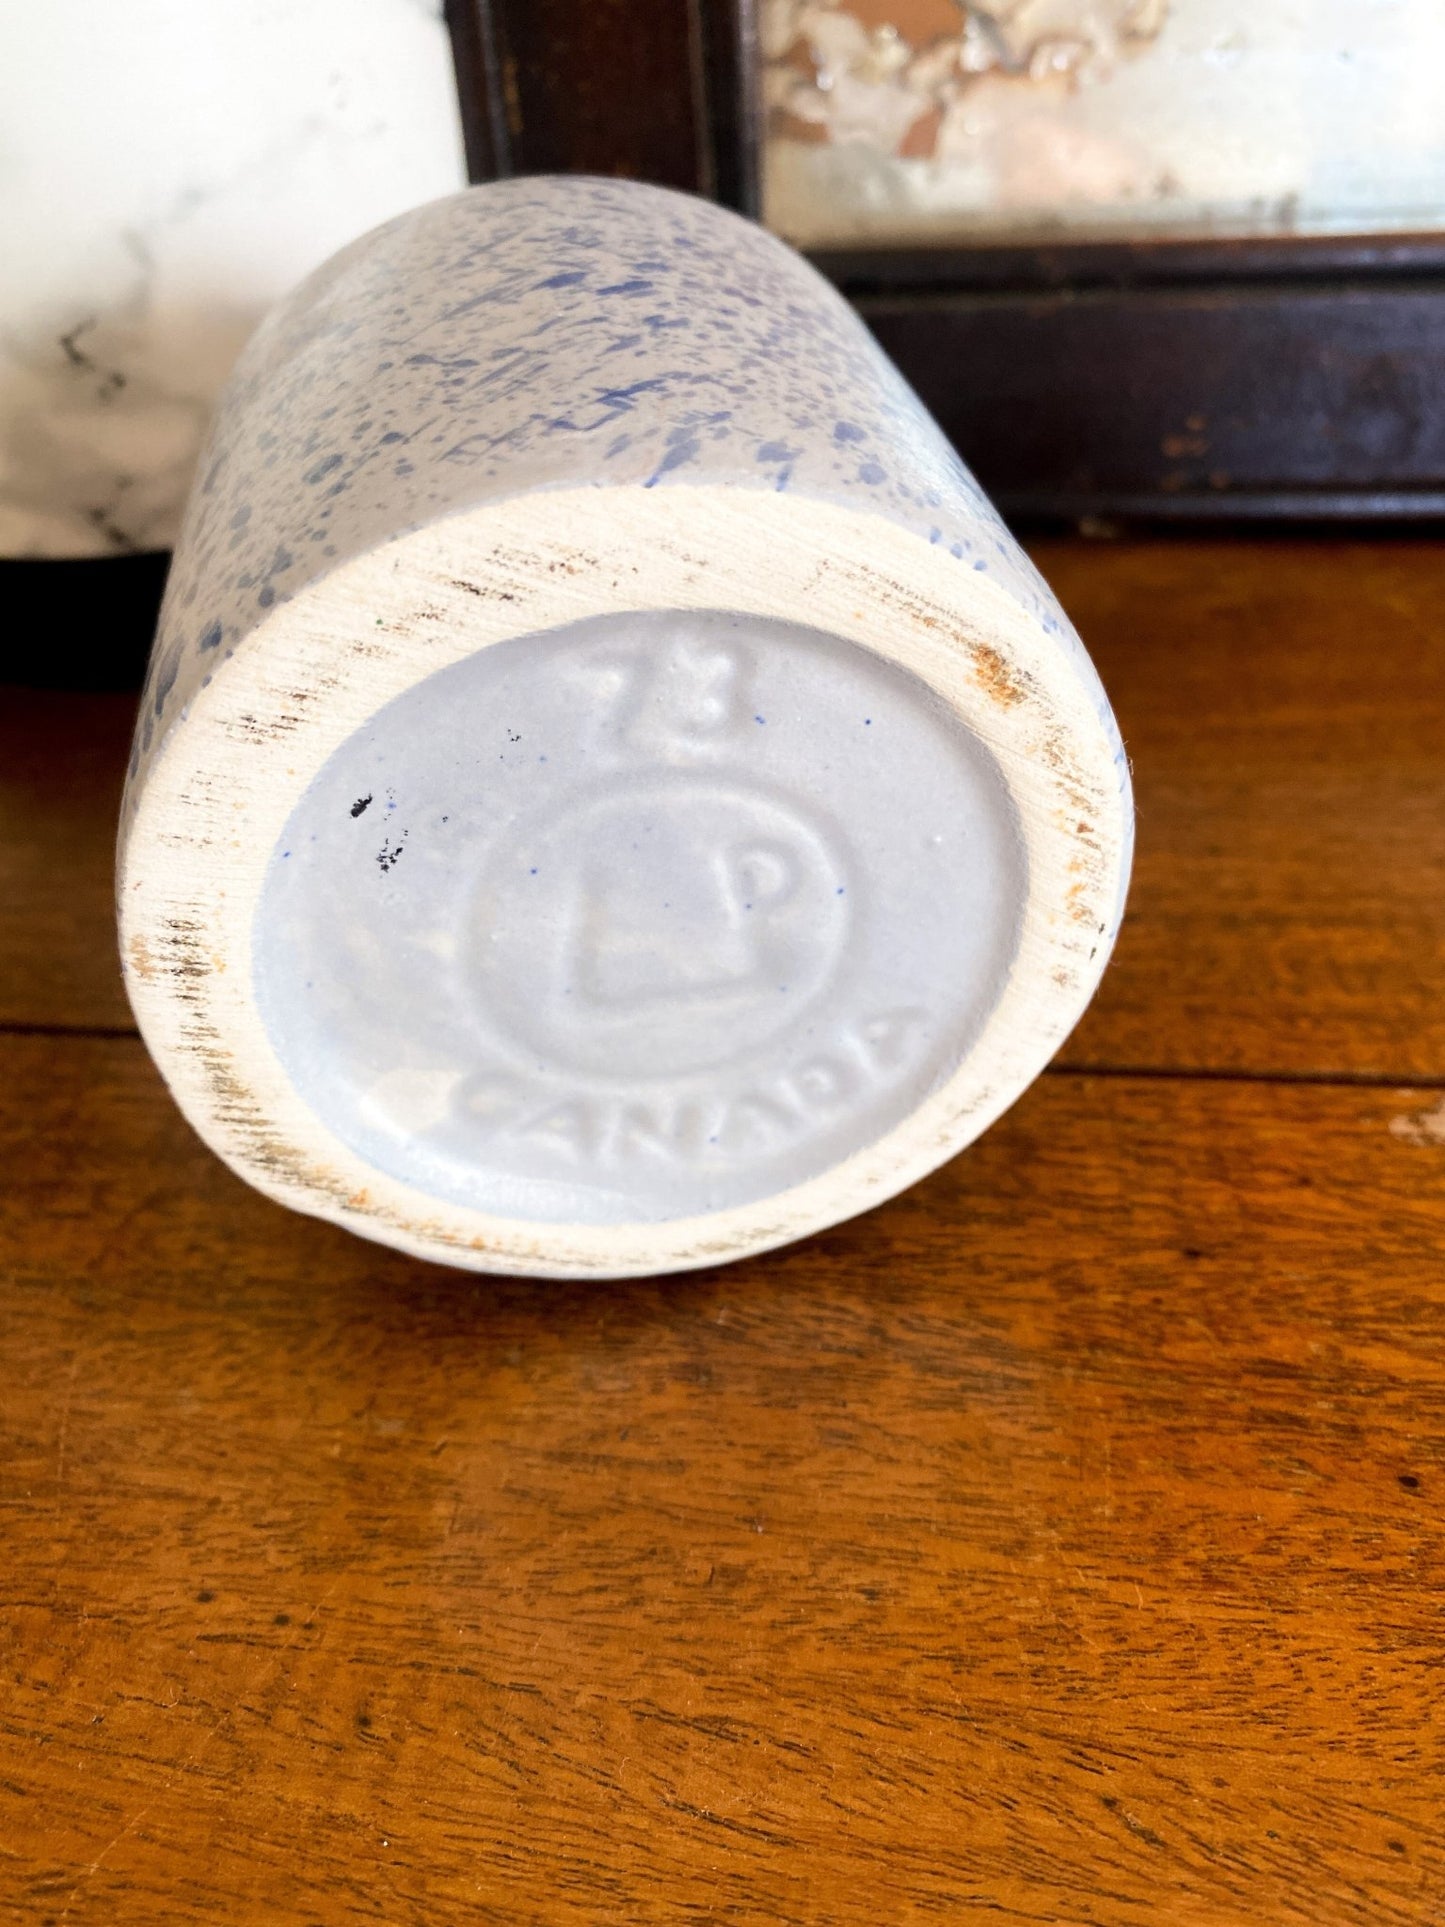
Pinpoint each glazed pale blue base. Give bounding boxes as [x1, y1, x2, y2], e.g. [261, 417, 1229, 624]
[255, 610, 1024, 1225]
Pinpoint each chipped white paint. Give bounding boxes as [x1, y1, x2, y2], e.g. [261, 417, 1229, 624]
[764, 0, 1445, 248]
[0, 0, 465, 558]
[118, 178, 1132, 1278]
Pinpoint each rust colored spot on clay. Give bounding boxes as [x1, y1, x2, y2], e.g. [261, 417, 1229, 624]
[972, 642, 1026, 707]
[127, 934, 157, 984]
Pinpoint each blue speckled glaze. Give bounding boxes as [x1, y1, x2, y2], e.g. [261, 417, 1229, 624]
[125, 175, 1110, 804]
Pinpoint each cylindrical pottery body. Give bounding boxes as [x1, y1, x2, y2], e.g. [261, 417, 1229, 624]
[118, 176, 1131, 1279]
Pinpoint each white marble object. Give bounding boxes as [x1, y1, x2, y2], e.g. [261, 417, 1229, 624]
[0, 0, 466, 559]
[119, 177, 1132, 1280]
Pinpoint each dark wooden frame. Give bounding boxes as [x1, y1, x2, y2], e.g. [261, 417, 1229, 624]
[443, 0, 760, 219]
[445, 0, 1445, 523]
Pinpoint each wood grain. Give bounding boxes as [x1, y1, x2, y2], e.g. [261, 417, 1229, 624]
[0, 687, 134, 1032]
[1045, 537, 1445, 1080]
[3, 1034, 1444, 1924]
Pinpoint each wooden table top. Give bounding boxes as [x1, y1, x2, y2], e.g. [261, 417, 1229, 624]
[3, 537, 1443, 1924]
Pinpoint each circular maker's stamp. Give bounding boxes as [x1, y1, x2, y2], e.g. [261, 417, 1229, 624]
[470, 772, 852, 1082]
[254, 610, 1024, 1224]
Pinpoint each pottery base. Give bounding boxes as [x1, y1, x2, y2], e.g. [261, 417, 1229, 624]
[254, 609, 1023, 1227]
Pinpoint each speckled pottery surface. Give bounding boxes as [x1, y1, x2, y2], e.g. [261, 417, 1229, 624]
[117, 175, 1132, 1279]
